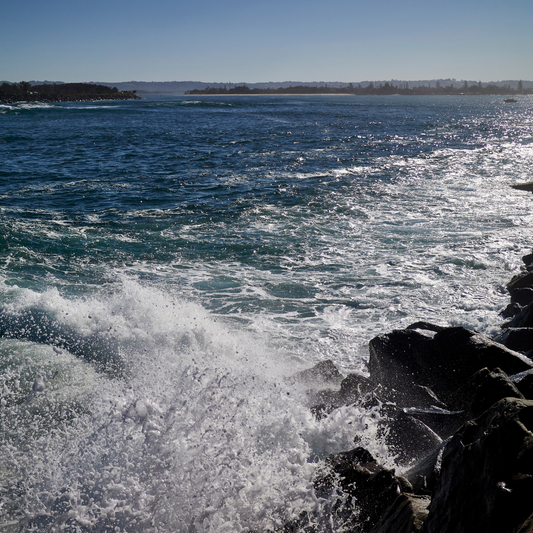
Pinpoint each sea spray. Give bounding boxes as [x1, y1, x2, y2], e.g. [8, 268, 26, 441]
[0, 280, 388, 531]
[2, 94, 533, 530]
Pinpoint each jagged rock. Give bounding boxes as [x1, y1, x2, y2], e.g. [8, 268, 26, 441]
[512, 287, 533, 306]
[494, 328, 533, 353]
[511, 287, 533, 306]
[369, 493, 430, 533]
[314, 447, 404, 532]
[403, 407, 466, 440]
[338, 373, 374, 404]
[310, 373, 374, 419]
[293, 359, 343, 385]
[517, 513, 533, 533]
[368, 328, 439, 407]
[501, 301, 524, 318]
[467, 367, 525, 418]
[404, 441, 449, 495]
[507, 271, 533, 296]
[421, 398, 533, 533]
[369, 327, 533, 411]
[513, 369, 533, 400]
[378, 405, 443, 467]
[406, 322, 446, 333]
[504, 303, 533, 328]
[432, 328, 532, 388]
[522, 252, 533, 268]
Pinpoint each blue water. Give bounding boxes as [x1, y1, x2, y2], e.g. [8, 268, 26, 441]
[1, 94, 533, 531]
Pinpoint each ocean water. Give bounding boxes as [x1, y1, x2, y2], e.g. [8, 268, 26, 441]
[0, 94, 532, 531]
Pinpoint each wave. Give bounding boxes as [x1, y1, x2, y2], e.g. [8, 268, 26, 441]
[0, 279, 389, 531]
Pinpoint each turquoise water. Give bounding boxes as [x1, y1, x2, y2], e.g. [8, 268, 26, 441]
[1, 94, 533, 531]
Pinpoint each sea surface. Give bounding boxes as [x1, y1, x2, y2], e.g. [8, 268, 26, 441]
[0, 94, 532, 531]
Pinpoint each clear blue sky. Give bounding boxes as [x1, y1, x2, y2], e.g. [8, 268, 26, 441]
[2, 0, 532, 83]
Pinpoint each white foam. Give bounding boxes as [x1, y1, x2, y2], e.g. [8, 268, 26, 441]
[0, 280, 389, 530]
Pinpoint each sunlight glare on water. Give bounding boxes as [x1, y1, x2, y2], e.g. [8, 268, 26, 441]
[0, 94, 533, 530]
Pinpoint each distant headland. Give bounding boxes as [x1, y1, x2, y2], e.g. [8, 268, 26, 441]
[0, 82, 139, 104]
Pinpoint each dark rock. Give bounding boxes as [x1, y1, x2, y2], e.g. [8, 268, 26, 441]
[403, 407, 466, 440]
[404, 441, 449, 495]
[309, 373, 375, 419]
[500, 301, 523, 318]
[511, 288, 533, 307]
[368, 329, 440, 407]
[503, 303, 533, 328]
[406, 322, 446, 333]
[467, 367, 525, 418]
[517, 513, 533, 533]
[494, 328, 533, 353]
[421, 398, 533, 533]
[338, 373, 375, 404]
[314, 447, 403, 532]
[378, 406, 443, 467]
[512, 369, 533, 400]
[369, 493, 430, 533]
[522, 252, 533, 268]
[409, 385, 447, 410]
[432, 327, 532, 384]
[507, 271, 533, 295]
[293, 359, 343, 385]
[369, 327, 533, 410]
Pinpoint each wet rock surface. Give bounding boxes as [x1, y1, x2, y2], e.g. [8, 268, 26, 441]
[284, 246, 533, 533]
[421, 398, 533, 533]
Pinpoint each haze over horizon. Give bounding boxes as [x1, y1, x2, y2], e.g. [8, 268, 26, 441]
[2, 0, 532, 84]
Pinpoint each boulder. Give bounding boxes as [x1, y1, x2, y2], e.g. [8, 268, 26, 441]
[369, 494, 430, 533]
[513, 370, 533, 400]
[512, 287, 533, 307]
[503, 303, 533, 328]
[368, 329, 440, 407]
[404, 441, 449, 495]
[421, 398, 533, 533]
[369, 327, 533, 410]
[406, 322, 446, 333]
[403, 407, 466, 440]
[507, 271, 533, 296]
[494, 328, 533, 353]
[293, 359, 343, 385]
[338, 373, 375, 404]
[522, 252, 533, 269]
[500, 301, 523, 318]
[310, 372, 375, 419]
[378, 405, 443, 467]
[466, 367, 525, 418]
[314, 447, 406, 532]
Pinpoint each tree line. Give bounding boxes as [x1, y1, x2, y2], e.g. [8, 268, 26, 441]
[186, 82, 533, 96]
[0, 82, 139, 103]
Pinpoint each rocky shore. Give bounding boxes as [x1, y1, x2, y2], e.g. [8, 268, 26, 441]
[285, 247, 533, 532]
[0, 93, 139, 104]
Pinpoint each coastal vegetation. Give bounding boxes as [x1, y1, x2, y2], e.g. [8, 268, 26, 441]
[0, 82, 139, 104]
[186, 81, 533, 96]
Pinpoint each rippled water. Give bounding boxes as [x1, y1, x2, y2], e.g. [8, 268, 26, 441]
[1, 94, 533, 531]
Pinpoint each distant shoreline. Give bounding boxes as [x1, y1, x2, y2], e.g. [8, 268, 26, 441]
[0, 82, 139, 105]
[186, 83, 533, 97]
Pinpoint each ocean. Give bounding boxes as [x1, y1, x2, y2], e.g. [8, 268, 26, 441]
[0, 94, 532, 531]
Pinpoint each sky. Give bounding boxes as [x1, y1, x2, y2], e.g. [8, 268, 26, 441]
[2, 0, 533, 84]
